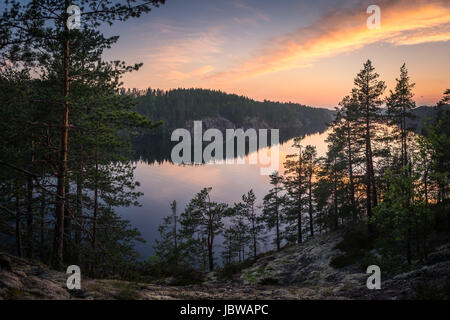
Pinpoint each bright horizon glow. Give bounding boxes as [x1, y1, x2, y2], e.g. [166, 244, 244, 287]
[105, 0, 450, 109]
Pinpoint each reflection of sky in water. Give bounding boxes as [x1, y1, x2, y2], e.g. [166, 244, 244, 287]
[117, 128, 331, 259]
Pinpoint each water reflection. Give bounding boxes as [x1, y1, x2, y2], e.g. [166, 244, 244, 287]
[132, 126, 327, 165]
[119, 127, 331, 258]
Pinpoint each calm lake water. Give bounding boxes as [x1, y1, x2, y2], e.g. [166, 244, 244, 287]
[117, 127, 331, 259]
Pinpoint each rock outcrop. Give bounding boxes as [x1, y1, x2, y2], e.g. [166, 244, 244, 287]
[239, 231, 450, 299]
[1, 231, 449, 300]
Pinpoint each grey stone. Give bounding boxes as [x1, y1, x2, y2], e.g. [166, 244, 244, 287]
[0, 254, 12, 272]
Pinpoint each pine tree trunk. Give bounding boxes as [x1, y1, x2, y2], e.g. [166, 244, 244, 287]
[202, 237, 207, 271]
[297, 149, 302, 244]
[308, 170, 314, 237]
[92, 145, 99, 274]
[26, 175, 34, 258]
[208, 240, 214, 271]
[407, 227, 412, 265]
[365, 115, 376, 233]
[15, 188, 23, 258]
[369, 155, 377, 208]
[173, 211, 178, 268]
[40, 192, 46, 260]
[64, 193, 73, 263]
[252, 214, 257, 258]
[75, 168, 83, 265]
[238, 241, 241, 263]
[346, 122, 357, 222]
[333, 170, 339, 229]
[275, 183, 281, 251]
[424, 170, 429, 206]
[52, 13, 70, 270]
[402, 106, 408, 168]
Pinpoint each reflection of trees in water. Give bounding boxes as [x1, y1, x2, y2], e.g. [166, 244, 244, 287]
[132, 125, 328, 165]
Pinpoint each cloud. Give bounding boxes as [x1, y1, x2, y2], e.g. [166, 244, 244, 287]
[210, 0, 450, 81]
[143, 27, 224, 83]
[232, 1, 271, 23]
[165, 65, 215, 82]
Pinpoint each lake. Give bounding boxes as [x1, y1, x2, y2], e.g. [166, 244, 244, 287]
[117, 126, 331, 259]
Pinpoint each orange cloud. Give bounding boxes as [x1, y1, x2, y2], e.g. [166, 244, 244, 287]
[143, 28, 224, 83]
[210, 0, 450, 82]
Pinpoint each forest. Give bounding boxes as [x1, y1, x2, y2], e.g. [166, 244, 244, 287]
[0, 0, 166, 278]
[0, 1, 449, 285]
[130, 87, 334, 134]
[148, 62, 450, 283]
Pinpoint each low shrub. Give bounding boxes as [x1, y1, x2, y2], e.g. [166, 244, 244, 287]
[216, 259, 255, 281]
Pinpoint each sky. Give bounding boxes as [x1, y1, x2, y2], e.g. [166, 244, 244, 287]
[103, 0, 450, 109]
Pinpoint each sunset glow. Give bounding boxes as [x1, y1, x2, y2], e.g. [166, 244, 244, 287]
[106, 0, 450, 108]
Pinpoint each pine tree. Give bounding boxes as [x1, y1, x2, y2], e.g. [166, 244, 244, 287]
[262, 172, 285, 251]
[331, 95, 363, 222]
[386, 63, 416, 168]
[283, 137, 305, 244]
[303, 145, 317, 237]
[317, 139, 346, 230]
[423, 89, 450, 204]
[153, 201, 181, 274]
[0, 0, 164, 270]
[351, 60, 386, 232]
[222, 227, 239, 265]
[179, 187, 228, 271]
[240, 190, 263, 258]
[232, 190, 261, 260]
